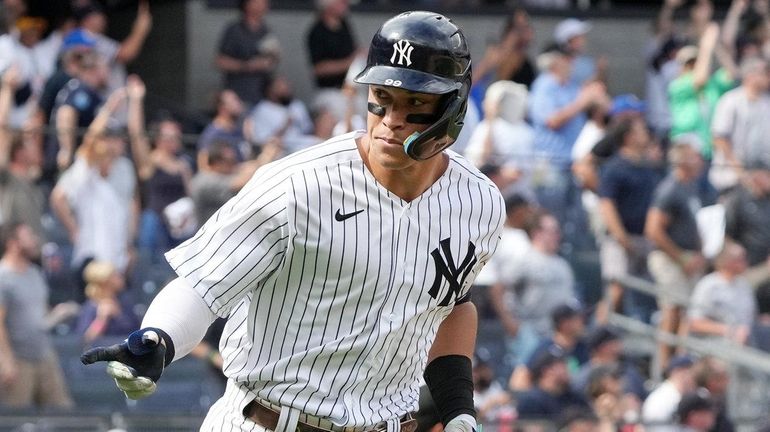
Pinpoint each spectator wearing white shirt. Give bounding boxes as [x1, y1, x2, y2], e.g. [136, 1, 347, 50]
[642, 355, 697, 432]
[50, 89, 137, 273]
[0, 16, 59, 128]
[243, 74, 316, 155]
[71, 1, 152, 93]
[464, 80, 534, 195]
[710, 56, 770, 192]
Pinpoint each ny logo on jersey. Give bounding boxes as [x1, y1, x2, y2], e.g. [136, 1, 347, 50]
[390, 40, 414, 66]
[428, 238, 477, 307]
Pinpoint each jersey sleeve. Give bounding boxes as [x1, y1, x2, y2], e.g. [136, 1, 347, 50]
[165, 168, 290, 318]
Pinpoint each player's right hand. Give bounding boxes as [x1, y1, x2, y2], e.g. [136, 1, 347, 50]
[80, 328, 167, 400]
[444, 414, 477, 432]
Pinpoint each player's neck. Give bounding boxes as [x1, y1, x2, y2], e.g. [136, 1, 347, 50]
[365, 151, 448, 202]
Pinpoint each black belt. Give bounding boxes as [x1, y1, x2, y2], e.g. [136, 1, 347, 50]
[243, 400, 418, 432]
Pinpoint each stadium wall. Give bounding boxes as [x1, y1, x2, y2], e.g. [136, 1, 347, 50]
[185, 0, 652, 112]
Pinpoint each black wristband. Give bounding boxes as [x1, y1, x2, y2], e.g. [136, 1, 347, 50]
[423, 355, 476, 425]
[145, 327, 176, 367]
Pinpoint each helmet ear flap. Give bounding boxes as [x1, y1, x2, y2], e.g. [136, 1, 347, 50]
[403, 75, 470, 160]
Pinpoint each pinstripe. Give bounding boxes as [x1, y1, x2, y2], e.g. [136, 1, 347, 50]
[174, 192, 283, 271]
[264, 175, 311, 402]
[345, 185, 390, 425]
[281, 169, 327, 405]
[175, 138, 505, 428]
[323, 161, 378, 419]
[297, 164, 350, 414]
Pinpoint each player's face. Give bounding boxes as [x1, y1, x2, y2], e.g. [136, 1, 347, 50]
[365, 85, 442, 171]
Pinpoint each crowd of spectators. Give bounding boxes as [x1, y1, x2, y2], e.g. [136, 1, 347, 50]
[2, 0, 770, 430]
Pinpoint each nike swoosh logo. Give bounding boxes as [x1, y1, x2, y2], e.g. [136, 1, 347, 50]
[335, 208, 364, 221]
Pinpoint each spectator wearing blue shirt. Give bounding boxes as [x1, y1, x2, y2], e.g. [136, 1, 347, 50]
[509, 301, 588, 392]
[516, 344, 591, 421]
[554, 18, 604, 86]
[47, 51, 109, 179]
[75, 260, 140, 345]
[529, 44, 606, 224]
[596, 116, 662, 323]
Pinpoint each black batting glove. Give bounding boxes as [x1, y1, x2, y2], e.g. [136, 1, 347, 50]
[81, 328, 174, 399]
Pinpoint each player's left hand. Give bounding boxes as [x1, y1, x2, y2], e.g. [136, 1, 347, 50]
[444, 414, 477, 432]
[80, 328, 167, 399]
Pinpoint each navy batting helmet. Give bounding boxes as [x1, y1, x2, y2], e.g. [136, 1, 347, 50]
[355, 11, 471, 160]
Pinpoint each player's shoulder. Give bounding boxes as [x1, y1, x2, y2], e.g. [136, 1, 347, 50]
[248, 131, 362, 187]
[271, 131, 361, 170]
[446, 150, 504, 201]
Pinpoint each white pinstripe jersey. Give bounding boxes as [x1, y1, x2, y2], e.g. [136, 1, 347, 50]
[166, 131, 505, 427]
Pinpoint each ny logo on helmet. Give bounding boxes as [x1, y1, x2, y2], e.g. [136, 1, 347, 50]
[390, 40, 414, 66]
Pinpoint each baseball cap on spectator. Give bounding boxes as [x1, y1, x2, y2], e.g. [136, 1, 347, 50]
[551, 300, 586, 329]
[73, 3, 105, 24]
[554, 18, 591, 46]
[609, 94, 646, 117]
[62, 29, 97, 53]
[586, 325, 622, 353]
[528, 344, 566, 381]
[666, 355, 694, 377]
[676, 389, 714, 422]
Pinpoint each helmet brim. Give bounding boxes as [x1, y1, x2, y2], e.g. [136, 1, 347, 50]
[354, 65, 462, 95]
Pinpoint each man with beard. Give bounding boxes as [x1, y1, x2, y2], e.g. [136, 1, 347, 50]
[0, 222, 74, 409]
[243, 74, 316, 155]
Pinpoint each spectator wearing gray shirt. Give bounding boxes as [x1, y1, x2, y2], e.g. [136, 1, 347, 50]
[724, 161, 770, 267]
[646, 137, 707, 370]
[501, 210, 577, 368]
[0, 222, 74, 409]
[190, 140, 279, 224]
[687, 241, 756, 345]
[710, 56, 770, 192]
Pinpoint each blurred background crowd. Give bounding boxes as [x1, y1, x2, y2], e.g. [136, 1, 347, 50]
[2, 0, 770, 431]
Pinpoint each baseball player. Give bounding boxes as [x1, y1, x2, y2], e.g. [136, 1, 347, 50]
[82, 11, 505, 432]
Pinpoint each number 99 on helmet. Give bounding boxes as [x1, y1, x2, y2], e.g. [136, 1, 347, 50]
[354, 11, 472, 161]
